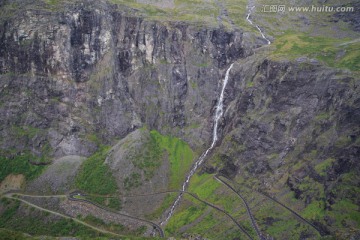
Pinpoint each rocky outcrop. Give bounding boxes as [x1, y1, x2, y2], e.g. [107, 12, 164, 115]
[333, 2, 360, 32]
[0, 1, 359, 239]
[208, 54, 359, 238]
[0, 0, 256, 159]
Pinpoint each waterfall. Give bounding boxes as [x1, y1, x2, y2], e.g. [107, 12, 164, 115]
[246, 6, 271, 45]
[160, 63, 234, 226]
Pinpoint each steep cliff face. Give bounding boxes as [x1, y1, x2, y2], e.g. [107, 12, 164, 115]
[0, 0, 359, 239]
[212, 55, 359, 237]
[0, 0, 255, 160]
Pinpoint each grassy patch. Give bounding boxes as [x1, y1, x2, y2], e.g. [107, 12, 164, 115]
[266, 218, 301, 237]
[0, 228, 29, 240]
[271, 32, 360, 71]
[11, 125, 42, 139]
[246, 81, 254, 88]
[166, 173, 250, 237]
[150, 130, 195, 189]
[0, 199, 103, 238]
[82, 215, 126, 233]
[0, 153, 45, 182]
[86, 196, 122, 211]
[335, 135, 352, 148]
[109, 0, 220, 27]
[190, 80, 198, 89]
[144, 130, 195, 220]
[131, 132, 162, 180]
[165, 200, 206, 235]
[85, 133, 102, 146]
[302, 200, 326, 220]
[4, 125, 53, 164]
[188, 173, 221, 199]
[314, 158, 335, 177]
[315, 112, 331, 121]
[146, 193, 178, 220]
[75, 146, 118, 195]
[331, 199, 360, 225]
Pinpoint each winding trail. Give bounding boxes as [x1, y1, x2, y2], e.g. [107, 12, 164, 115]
[3, 194, 125, 238]
[4, 191, 163, 238]
[124, 189, 253, 240]
[68, 192, 164, 238]
[8, 192, 66, 198]
[256, 190, 323, 236]
[215, 175, 264, 240]
[184, 190, 254, 240]
[5, 190, 253, 239]
[225, 178, 324, 236]
[73, 190, 253, 239]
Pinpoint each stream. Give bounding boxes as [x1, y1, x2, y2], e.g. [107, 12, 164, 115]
[161, 4, 271, 226]
[246, 6, 271, 45]
[160, 64, 234, 225]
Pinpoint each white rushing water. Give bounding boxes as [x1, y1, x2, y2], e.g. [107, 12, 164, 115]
[160, 64, 234, 226]
[246, 6, 271, 45]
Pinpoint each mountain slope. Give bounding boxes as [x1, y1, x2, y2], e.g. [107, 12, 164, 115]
[0, 0, 359, 239]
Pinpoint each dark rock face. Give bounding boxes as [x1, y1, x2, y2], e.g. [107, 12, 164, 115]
[0, 1, 359, 239]
[0, 1, 254, 158]
[333, 2, 360, 32]
[212, 55, 359, 238]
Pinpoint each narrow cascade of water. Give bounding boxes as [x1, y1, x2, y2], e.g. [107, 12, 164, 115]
[160, 63, 234, 226]
[246, 6, 271, 45]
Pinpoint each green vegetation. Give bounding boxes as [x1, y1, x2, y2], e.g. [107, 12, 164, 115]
[166, 201, 206, 235]
[0, 198, 21, 226]
[246, 81, 254, 88]
[146, 193, 178, 220]
[43, 0, 61, 5]
[124, 173, 142, 191]
[315, 158, 335, 177]
[255, 194, 320, 239]
[331, 199, 360, 225]
[0, 199, 103, 238]
[11, 125, 42, 139]
[109, 0, 220, 27]
[82, 215, 125, 233]
[165, 173, 253, 238]
[195, 62, 209, 68]
[271, 32, 360, 71]
[149, 130, 194, 189]
[187, 173, 221, 199]
[86, 196, 122, 211]
[315, 112, 331, 121]
[190, 80, 198, 89]
[82, 215, 151, 238]
[0, 228, 32, 240]
[2, 125, 53, 165]
[267, 219, 298, 239]
[0, 125, 52, 164]
[75, 146, 118, 195]
[141, 129, 195, 220]
[0, 153, 45, 182]
[302, 200, 326, 220]
[131, 132, 163, 180]
[335, 135, 352, 148]
[85, 133, 102, 146]
[106, 0, 254, 30]
[107, 197, 122, 210]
